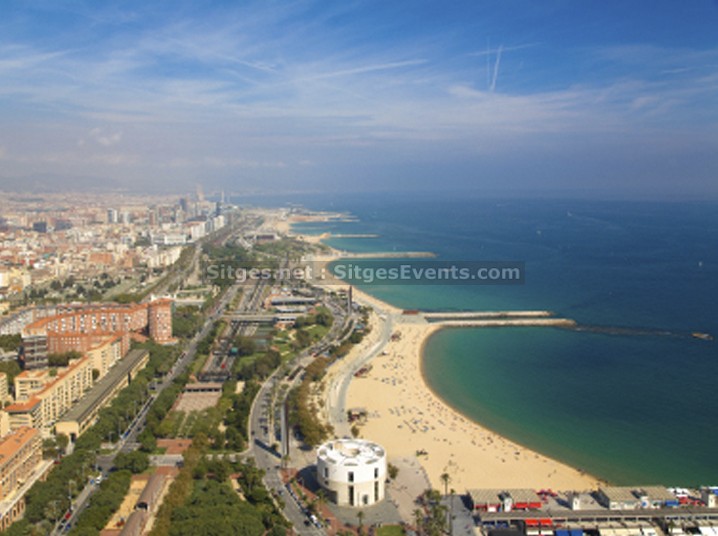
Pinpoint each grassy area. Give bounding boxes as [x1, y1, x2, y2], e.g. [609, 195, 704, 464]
[273, 340, 293, 357]
[157, 406, 226, 439]
[376, 526, 405, 536]
[235, 351, 262, 369]
[190, 352, 210, 376]
[305, 323, 330, 341]
[158, 411, 185, 437]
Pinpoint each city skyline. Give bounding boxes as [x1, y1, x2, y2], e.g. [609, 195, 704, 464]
[1, 1, 718, 199]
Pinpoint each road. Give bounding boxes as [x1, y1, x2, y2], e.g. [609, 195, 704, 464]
[325, 307, 395, 437]
[246, 294, 352, 535]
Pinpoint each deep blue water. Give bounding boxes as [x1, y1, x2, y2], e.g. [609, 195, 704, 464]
[249, 191, 718, 485]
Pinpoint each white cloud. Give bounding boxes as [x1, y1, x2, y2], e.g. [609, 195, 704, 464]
[89, 128, 123, 147]
[1, 3, 717, 194]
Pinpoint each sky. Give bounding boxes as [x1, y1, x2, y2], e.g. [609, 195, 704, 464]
[1, 0, 717, 199]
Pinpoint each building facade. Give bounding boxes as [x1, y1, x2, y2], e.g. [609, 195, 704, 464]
[0, 373, 8, 405]
[20, 299, 173, 369]
[0, 427, 42, 530]
[85, 335, 124, 377]
[316, 439, 386, 507]
[147, 298, 173, 343]
[6, 356, 94, 433]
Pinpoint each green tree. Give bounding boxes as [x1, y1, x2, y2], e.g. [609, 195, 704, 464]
[388, 463, 399, 480]
[0, 360, 22, 385]
[139, 428, 157, 452]
[233, 335, 256, 356]
[47, 350, 82, 367]
[0, 334, 21, 352]
[114, 451, 150, 474]
[294, 329, 311, 349]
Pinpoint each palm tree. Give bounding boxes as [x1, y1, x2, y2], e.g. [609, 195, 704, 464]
[357, 510, 365, 535]
[440, 471, 451, 496]
[448, 487, 456, 535]
[315, 489, 327, 518]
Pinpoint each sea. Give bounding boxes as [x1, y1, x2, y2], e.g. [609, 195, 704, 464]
[243, 191, 718, 486]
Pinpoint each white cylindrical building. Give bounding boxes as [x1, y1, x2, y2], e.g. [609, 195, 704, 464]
[316, 439, 387, 507]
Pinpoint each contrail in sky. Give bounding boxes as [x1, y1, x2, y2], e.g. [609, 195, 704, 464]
[490, 44, 503, 92]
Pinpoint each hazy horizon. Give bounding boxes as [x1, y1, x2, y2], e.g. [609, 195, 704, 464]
[1, 1, 717, 200]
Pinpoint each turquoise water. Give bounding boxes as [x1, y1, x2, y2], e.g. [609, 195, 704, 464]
[423, 328, 714, 485]
[258, 192, 718, 485]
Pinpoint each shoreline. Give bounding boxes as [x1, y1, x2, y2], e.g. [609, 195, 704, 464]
[415, 325, 604, 490]
[343, 314, 602, 491]
[278, 214, 603, 492]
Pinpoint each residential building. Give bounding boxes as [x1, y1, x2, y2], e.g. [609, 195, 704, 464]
[0, 373, 8, 405]
[0, 427, 43, 530]
[20, 299, 172, 369]
[55, 349, 149, 441]
[6, 356, 94, 433]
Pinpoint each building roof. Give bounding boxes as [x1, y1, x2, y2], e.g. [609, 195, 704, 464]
[317, 439, 385, 467]
[5, 397, 42, 413]
[183, 382, 223, 392]
[57, 348, 149, 427]
[469, 489, 503, 505]
[16, 355, 90, 389]
[468, 489, 541, 505]
[639, 486, 677, 502]
[507, 489, 542, 503]
[136, 473, 166, 510]
[15, 368, 50, 381]
[119, 510, 146, 536]
[600, 487, 640, 503]
[0, 427, 38, 466]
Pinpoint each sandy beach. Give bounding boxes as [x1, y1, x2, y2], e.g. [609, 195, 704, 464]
[278, 213, 603, 493]
[343, 312, 601, 492]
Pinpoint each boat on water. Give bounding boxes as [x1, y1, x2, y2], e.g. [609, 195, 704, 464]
[691, 332, 714, 341]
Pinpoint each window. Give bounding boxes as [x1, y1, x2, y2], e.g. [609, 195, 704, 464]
[348, 471, 354, 482]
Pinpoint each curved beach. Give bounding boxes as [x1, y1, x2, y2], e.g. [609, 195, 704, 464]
[340, 304, 602, 492]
